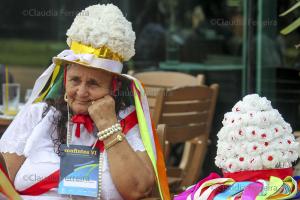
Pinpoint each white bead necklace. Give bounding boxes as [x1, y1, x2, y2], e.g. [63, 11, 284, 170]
[98, 152, 104, 200]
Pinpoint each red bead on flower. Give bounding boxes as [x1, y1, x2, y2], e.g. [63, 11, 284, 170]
[268, 156, 273, 161]
[264, 142, 269, 146]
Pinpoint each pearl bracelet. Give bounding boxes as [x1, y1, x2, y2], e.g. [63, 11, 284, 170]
[97, 123, 122, 141]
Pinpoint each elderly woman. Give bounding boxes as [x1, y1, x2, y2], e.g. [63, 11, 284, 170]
[0, 4, 170, 200]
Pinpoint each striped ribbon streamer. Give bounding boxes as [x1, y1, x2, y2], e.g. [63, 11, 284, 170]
[193, 178, 235, 200]
[241, 182, 263, 200]
[177, 174, 300, 200]
[214, 182, 252, 200]
[132, 78, 170, 200]
[267, 176, 297, 199]
[256, 176, 284, 200]
[34, 64, 61, 103]
[0, 167, 22, 200]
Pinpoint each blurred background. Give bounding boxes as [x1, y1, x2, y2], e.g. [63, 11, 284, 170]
[0, 0, 299, 175]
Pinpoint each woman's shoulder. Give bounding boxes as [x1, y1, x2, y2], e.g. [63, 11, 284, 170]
[15, 102, 58, 125]
[28, 102, 57, 116]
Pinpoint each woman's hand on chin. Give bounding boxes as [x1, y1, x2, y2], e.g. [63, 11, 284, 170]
[88, 95, 118, 131]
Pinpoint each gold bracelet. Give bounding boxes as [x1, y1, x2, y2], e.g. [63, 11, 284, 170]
[104, 133, 125, 150]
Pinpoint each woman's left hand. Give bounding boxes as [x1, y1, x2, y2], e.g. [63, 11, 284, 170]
[88, 95, 117, 131]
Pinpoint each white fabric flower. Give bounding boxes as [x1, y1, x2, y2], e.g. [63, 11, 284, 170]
[261, 151, 280, 168]
[66, 4, 135, 61]
[246, 141, 264, 156]
[215, 94, 299, 172]
[225, 158, 241, 172]
[247, 155, 263, 170]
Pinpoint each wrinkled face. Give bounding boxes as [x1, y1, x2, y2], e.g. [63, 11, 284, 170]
[65, 64, 113, 114]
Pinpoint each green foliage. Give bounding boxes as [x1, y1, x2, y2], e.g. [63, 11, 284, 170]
[280, 17, 300, 35]
[0, 39, 67, 67]
[280, 1, 300, 35]
[280, 1, 300, 16]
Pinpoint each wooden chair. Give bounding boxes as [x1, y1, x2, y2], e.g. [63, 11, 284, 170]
[133, 71, 205, 125]
[156, 84, 219, 193]
[133, 71, 214, 195]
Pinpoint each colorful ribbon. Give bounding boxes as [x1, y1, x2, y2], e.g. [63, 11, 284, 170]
[241, 182, 263, 200]
[214, 182, 252, 200]
[176, 172, 300, 200]
[35, 64, 61, 103]
[174, 173, 221, 200]
[0, 165, 22, 199]
[131, 77, 170, 200]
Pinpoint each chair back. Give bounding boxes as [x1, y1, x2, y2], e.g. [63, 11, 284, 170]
[133, 71, 205, 125]
[156, 84, 219, 192]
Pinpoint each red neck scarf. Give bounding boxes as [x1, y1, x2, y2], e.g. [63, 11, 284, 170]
[71, 114, 94, 138]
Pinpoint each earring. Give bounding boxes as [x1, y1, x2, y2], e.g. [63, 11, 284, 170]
[64, 93, 68, 102]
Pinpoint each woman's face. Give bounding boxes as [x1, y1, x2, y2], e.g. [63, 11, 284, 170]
[65, 64, 113, 114]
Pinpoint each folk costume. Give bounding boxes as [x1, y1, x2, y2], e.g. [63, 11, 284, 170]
[0, 4, 170, 200]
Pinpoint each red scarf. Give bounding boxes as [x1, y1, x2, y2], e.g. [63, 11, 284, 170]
[71, 114, 94, 138]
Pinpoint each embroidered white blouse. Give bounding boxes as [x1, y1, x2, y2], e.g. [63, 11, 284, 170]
[0, 102, 146, 200]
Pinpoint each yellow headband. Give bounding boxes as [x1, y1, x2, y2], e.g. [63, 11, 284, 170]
[70, 41, 123, 62]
